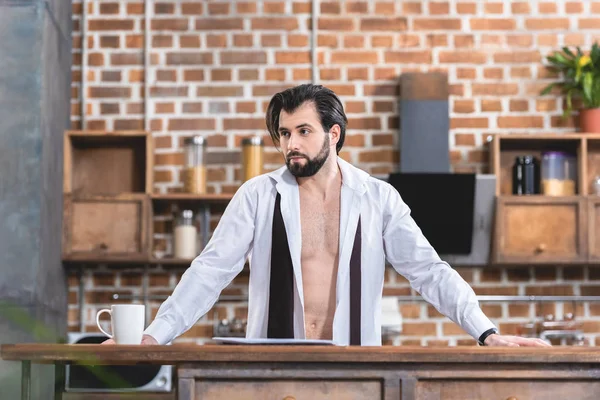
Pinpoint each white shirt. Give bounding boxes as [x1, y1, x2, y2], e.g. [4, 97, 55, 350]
[145, 157, 496, 345]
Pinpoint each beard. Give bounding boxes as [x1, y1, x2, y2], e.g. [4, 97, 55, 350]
[285, 136, 330, 178]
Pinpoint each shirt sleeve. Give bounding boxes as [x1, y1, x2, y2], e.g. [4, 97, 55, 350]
[144, 180, 257, 344]
[381, 184, 496, 341]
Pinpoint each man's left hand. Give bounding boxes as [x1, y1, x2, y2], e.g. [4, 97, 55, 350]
[484, 334, 552, 347]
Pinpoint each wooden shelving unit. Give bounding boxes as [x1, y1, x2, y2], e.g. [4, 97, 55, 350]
[489, 133, 600, 265]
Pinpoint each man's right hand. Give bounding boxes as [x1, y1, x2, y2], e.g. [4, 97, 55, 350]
[101, 334, 158, 345]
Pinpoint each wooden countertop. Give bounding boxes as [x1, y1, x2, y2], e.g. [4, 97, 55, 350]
[2, 344, 600, 365]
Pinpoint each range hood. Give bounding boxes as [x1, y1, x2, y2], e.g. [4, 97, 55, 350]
[387, 72, 495, 266]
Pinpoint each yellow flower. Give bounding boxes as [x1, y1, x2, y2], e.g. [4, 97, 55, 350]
[579, 55, 591, 67]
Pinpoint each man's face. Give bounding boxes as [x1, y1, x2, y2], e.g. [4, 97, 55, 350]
[278, 102, 331, 177]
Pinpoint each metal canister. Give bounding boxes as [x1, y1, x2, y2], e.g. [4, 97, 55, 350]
[183, 136, 207, 194]
[512, 155, 539, 195]
[241, 136, 264, 182]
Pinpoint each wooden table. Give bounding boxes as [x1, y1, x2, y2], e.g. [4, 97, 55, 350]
[2, 344, 600, 400]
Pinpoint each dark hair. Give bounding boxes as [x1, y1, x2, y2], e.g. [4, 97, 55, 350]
[265, 84, 348, 154]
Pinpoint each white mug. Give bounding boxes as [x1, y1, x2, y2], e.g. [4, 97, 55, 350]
[96, 304, 145, 344]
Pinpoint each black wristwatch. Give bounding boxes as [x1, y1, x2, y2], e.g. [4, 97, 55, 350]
[478, 327, 499, 346]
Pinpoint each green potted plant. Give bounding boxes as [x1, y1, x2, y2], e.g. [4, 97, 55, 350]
[541, 43, 600, 133]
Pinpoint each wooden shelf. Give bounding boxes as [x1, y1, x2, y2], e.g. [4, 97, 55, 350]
[151, 193, 234, 202]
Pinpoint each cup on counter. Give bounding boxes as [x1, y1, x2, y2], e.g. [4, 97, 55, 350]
[96, 304, 145, 344]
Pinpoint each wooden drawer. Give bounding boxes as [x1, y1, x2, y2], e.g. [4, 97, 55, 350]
[193, 380, 382, 400]
[416, 379, 600, 400]
[588, 197, 600, 261]
[62, 194, 150, 260]
[494, 196, 587, 264]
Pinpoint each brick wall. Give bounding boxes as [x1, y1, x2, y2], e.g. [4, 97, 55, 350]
[68, 0, 600, 345]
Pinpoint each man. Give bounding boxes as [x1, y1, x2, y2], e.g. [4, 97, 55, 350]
[105, 84, 549, 347]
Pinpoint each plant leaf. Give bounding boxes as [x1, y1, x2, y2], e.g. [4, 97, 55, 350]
[540, 83, 557, 95]
[562, 46, 575, 58]
[583, 72, 593, 105]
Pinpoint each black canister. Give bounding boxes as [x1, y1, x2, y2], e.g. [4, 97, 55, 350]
[512, 155, 540, 195]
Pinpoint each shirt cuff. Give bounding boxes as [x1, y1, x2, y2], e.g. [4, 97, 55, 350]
[463, 308, 497, 340]
[144, 318, 175, 345]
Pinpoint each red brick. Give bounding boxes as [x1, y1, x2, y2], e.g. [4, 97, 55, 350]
[110, 53, 143, 66]
[453, 35, 473, 48]
[88, 87, 131, 98]
[156, 70, 176, 82]
[168, 119, 215, 131]
[344, 101, 366, 113]
[125, 34, 143, 49]
[348, 117, 382, 130]
[320, 1, 340, 14]
[344, 35, 365, 48]
[206, 34, 227, 48]
[566, 2, 583, 13]
[456, 68, 476, 79]
[318, 34, 338, 47]
[403, 2, 422, 14]
[364, 84, 399, 96]
[374, 67, 395, 81]
[483, 68, 503, 79]
[439, 51, 487, 64]
[470, 18, 516, 30]
[537, 34, 558, 46]
[275, 51, 310, 64]
[509, 99, 529, 112]
[262, 34, 282, 47]
[126, 103, 143, 114]
[180, 102, 202, 113]
[292, 2, 311, 13]
[150, 86, 188, 97]
[221, 51, 267, 65]
[331, 51, 379, 64]
[181, 2, 203, 14]
[239, 69, 259, 81]
[223, 118, 266, 130]
[114, 119, 143, 130]
[536, 99, 557, 111]
[288, 34, 308, 47]
[485, 2, 504, 13]
[208, 2, 229, 14]
[197, 86, 243, 97]
[128, 69, 144, 82]
[166, 52, 212, 65]
[456, 2, 476, 14]
[413, 18, 462, 30]
[252, 17, 298, 30]
[265, 68, 286, 81]
[317, 17, 355, 31]
[372, 133, 394, 145]
[347, 2, 368, 13]
[497, 116, 543, 128]
[293, 68, 311, 80]
[506, 34, 534, 47]
[234, 34, 253, 47]
[453, 100, 475, 114]
[99, 2, 119, 14]
[100, 35, 119, 48]
[579, 19, 600, 29]
[87, 53, 104, 66]
[397, 34, 421, 47]
[153, 35, 173, 47]
[180, 35, 201, 48]
[374, 2, 395, 14]
[236, 2, 257, 14]
[402, 322, 437, 336]
[525, 285, 574, 296]
[371, 35, 393, 48]
[88, 19, 134, 31]
[538, 2, 557, 13]
[472, 286, 519, 295]
[511, 2, 530, 13]
[360, 17, 407, 31]
[196, 18, 244, 30]
[155, 102, 175, 114]
[454, 133, 475, 146]
[236, 101, 256, 114]
[210, 69, 232, 81]
[100, 103, 119, 115]
[183, 69, 204, 82]
[526, 18, 569, 29]
[494, 51, 541, 63]
[429, 2, 450, 14]
[511, 67, 532, 79]
[593, 3, 600, 13]
[472, 83, 519, 96]
[481, 34, 504, 46]
[450, 117, 488, 129]
[359, 149, 397, 163]
[385, 51, 431, 64]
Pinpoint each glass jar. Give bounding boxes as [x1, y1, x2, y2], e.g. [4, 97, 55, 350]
[541, 151, 577, 196]
[593, 176, 600, 196]
[182, 136, 207, 194]
[173, 209, 198, 259]
[241, 136, 264, 182]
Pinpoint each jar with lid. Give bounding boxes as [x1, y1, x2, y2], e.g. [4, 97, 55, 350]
[512, 155, 540, 195]
[541, 151, 577, 196]
[182, 136, 207, 194]
[241, 136, 264, 182]
[173, 209, 198, 259]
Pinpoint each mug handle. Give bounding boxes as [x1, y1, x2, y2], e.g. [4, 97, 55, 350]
[96, 309, 113, 338]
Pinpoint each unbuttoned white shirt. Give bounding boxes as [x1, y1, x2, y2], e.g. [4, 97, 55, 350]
[145, 157, 496, 345]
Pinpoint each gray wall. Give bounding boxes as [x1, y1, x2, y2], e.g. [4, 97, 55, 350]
[0, 1, 71, 398]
